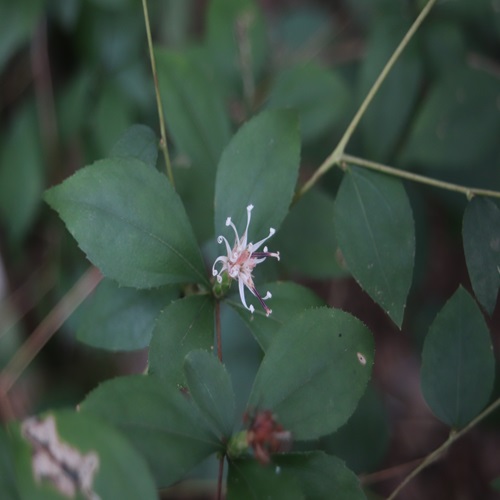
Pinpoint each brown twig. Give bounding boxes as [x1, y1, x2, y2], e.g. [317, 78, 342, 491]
[0, 267, 102, 421]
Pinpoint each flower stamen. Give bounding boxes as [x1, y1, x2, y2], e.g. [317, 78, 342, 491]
[212, 205, 279, 315]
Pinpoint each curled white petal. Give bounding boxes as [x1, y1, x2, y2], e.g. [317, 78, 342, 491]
[212, 205, 279, 316]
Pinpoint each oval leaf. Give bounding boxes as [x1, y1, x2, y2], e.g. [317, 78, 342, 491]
[77, 278, 179, 351]
[275, 188, 346, 279]
[184, 350, 236, 439]
[248, 307, 374, 441]
[149, 295, 215, 386]
[227, 458, 303, 500]
[156, 48, 231, 170]
[228, 282, 324, 351]
[44, 157, 208, 288]
[463, 197, 500, 315]
[10, 410, 157, 500]
[214, 109, 300, 239]
[421, 286, 495, 428]
[334, 167, 415, 327]
[80, 375, 220, 487]
[274, 452, 366, 500]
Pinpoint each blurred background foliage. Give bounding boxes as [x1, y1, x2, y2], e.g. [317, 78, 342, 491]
[1, 0, 500, 498]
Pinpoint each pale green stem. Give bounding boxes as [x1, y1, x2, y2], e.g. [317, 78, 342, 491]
[142, 0, 175, 187]
[342, 154, 500, 199]
[388, 396, 500, 499]
[297, 0, 438, 199]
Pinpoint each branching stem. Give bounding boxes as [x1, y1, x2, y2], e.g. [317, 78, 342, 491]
[141, 0, 175, 186]
[342, 154, 500, 199]
[388, 396, 500, 499]
[297, 0, 438, 199]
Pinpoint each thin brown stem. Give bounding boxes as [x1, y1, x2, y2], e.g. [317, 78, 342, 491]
[0, 267, 102, 397]
[0, 264, 55, 342]
[215, 301, 222, 362]
[387, 396, 500, 499]
[141, 0, 175, 186]
[217, 455, 225, 500]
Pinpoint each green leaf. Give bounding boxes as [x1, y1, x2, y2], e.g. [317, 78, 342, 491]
[228, 282, 324, 351]
[463, 197, 500, 316]
[402, 67, 500, 170]
[248, 307, 374, 441]
[0, 0, 44, 74]
[109, 124, 159, 167]
[80, 375, 220, 487]
[77, 278, 179, 351]
[206, 0, 268, 96]
[274, 452, 366, 500]
[321, 385, 389, 474]
[275, 189, 346, 279]
[56, 71, 93, 142]
[10, 410, 157, 500]
[0, 426, 19, 500]
[420, 286, 495, 428]
[274, 7, 332, 55]
[358, 15, 422, 162]
[44, 157, 208, 288]
[227, 458, 304, 500]
[334, 167, 415, 327]
[149, 295, 215, 387]
[267, 64, 350, 143]
[184, 350, 236, 439]
[155, 48, 232, 170]
[91, 83, 134, 157]
[0, 102, 44, 243]
[214, 109, 300, 238]
[155, 47, 232, 243]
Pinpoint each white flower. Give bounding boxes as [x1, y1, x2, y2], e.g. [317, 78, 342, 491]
[212, 204, 280, 316]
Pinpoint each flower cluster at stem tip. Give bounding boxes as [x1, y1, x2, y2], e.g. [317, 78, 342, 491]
[212, 204, 280, 316]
